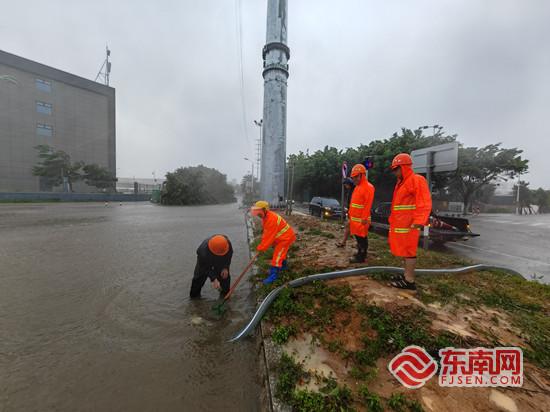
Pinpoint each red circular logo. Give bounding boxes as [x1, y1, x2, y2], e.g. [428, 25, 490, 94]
[388, 345, 438, 389]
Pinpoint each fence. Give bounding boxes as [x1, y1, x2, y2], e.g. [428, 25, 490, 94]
[0, 192, 151, 202]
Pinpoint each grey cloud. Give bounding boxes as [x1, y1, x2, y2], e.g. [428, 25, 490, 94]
[1, 0, 548, 187]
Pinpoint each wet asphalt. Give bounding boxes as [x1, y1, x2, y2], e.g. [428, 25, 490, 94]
[0, 202, 261, 412]
[444, 213, 550, 283]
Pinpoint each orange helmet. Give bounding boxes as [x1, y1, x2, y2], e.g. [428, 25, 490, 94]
[350, 164, 367, 177]
[208, 235, 230, 256]
[391, 153, 413, 169]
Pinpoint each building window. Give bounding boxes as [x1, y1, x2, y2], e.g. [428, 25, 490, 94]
[35, 78, 52, 92]
[36, 101, 53, 115]
[36, 123, 53, 137]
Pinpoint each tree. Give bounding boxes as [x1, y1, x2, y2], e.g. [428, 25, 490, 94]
[82, 164, 117, 192]
[161, 165, 236, 205]
[513, 181, 534, 214]
[448, 144, 528, 212]
[32, 145, 82, 191]
[240, 173, 259, 207]
[472, 183, 496, 205]
[532, 188, 550, 214]
[287, 128, 456, 202]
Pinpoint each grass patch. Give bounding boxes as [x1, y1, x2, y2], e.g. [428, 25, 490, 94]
[387, 393, 424, 412]
[275, 353, 305, 403]
[272, 324, 297, 345]
[349, 366, 378, 383]
[266, 281, 353, 332]
[359, 387, 424, 412]
[305, 227, 336, 239]
[356, 304, 470, 365]
[359, 385, 383, 412]
[275, 354, 355, 412]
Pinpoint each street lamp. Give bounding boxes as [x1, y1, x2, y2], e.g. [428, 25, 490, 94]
[244, 157, 254, 194]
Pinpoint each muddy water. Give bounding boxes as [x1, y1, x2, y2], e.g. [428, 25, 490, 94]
[0, 202, 260, 411]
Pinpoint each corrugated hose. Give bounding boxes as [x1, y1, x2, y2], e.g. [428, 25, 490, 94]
[229, 264, 523, 342]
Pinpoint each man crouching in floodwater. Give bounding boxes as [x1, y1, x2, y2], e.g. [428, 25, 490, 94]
[189, 234, 233, 299]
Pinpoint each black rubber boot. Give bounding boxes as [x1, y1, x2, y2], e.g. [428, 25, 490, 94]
[349, 254, 366, 264]
[390, 278, 417, 291]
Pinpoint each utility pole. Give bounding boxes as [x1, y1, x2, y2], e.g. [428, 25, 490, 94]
[516, 174, 521, 215]
[254, 119, 263, 181]
[244, 157, 254, 194]
[285, 160, 294, 215]
[260, 0, 289, 203]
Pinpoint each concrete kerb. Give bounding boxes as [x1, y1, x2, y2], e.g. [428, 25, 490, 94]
[244, 212, 290, 412]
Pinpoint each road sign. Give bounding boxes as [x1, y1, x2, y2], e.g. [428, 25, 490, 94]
[342, 161, 348, 178]
[411, 142, 459, 250]
[411, 142, 458, 173]
[364, 157, 374, 170]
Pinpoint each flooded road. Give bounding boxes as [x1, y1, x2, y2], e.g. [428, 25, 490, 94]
[0, 202, 261, 411]
[445, 213, 550, 283]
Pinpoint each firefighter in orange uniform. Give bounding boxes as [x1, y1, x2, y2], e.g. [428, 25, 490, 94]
[251, 200, 296, 284]
[348, 164, 375, 263]
[388, 153, 432, 290]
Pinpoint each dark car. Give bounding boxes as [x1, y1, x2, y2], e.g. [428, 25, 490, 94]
[370, 202, 480, 245]
[309, 197, 344, 219]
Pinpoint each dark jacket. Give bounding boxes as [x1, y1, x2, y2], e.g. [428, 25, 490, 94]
[196, 236, 233, 281]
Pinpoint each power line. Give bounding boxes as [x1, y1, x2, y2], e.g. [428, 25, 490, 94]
[234, 0, 252, 154]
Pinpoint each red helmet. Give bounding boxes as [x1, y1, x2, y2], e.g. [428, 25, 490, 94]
[391, 153, 413, 169]
[350, 164, 367, 177]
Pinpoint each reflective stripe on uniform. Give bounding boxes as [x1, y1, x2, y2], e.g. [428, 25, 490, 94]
[350, 203, 364, 209]
[350, 217, 362, 223]
[275, 247, 285, 266]
[393, 205, 416, 210]
[393, 228, 411, 233]
[275, 224, 290, 238]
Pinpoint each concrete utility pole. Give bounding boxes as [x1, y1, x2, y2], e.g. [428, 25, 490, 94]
[260, 0, 289, 203]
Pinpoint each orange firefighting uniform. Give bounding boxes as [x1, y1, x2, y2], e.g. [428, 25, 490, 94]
[389, 164, 432, 257]
[348, 175, 375, 237]
[257, 210, 296, 267]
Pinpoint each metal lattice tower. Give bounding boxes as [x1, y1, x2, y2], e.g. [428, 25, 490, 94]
[95, 46, 111, 86]
[260, 0, 289, 203]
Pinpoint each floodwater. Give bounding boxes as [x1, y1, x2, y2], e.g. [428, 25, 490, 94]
[0, 202, 261, 411]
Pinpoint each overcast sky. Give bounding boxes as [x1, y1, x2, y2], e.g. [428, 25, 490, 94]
[2, 0, 549, 188]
